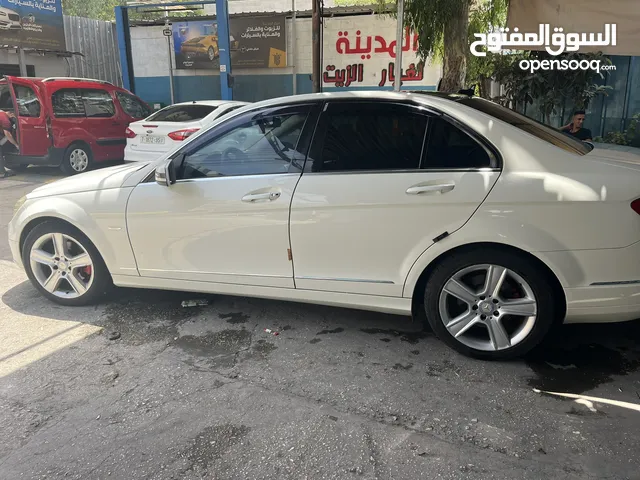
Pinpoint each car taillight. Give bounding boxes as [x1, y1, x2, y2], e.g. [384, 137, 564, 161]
[125, 127, 136, 139]
[168, 128, 200, 141]
[632, 199, 640, 215]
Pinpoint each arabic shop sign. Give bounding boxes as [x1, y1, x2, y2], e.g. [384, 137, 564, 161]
[470, 23, 617, 56]
[322, 15, 441, 89]
[173, 16, 286, 70]
[0, 0, 65, 50]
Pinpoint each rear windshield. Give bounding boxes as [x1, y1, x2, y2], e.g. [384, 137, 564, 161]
[146, 104, 217, 122]
[456, 97, 593, 156]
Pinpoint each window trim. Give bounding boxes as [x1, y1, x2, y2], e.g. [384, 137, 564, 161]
[304, 99, 501, 175]
[171, 103, 319, 183]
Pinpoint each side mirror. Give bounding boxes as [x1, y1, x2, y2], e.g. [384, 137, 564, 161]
[155, 159, 177, 186]
[155, 163, 169, 186]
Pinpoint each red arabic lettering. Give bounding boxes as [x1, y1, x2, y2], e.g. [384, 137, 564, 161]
[335, 27, 419, 58]
[323, 63, 365, 87]
[378, 61, 425, 87]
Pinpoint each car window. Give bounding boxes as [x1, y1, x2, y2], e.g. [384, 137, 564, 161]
[116, 91, 152, 119]
[82, 89, 115, 118]
[13, 84, 41, 117]
[0, 84, 13, 111]
[146, 104, 216, 122]
[308, 102, 428, 173]
[456, 97, 592, 155]
[52, 89, 85, 117]
[177, 110, 309, 180]
[424, 117, 493, 169]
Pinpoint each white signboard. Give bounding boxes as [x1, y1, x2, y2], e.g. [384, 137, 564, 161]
[322, 15, 441, 89]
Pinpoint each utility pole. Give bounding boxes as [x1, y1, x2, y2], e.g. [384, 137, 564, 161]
[165, 10, 175, 104]
[393, 0, 404, 92]
[18, 47, 27, 77]
[312, 0, 320, 93]
[216, 0, 233, 100]
[292, 0, 297, 95]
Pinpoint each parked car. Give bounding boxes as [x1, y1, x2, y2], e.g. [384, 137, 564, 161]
[0, 7, 22, 31]
[124, 100, 248, 162]
[8, 91, 640, 360]
[0, 76, 152, 174]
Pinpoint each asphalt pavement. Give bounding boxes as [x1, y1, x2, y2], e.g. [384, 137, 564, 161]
[1, 167, 640, 480]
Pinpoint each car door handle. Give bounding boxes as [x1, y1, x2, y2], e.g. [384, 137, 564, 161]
[406, 182, 456, 195]
[242, 191, 281, 202]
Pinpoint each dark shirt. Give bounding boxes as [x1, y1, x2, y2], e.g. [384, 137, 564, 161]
[562, 126, 592, 141]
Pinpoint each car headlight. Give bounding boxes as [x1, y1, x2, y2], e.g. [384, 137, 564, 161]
[14, 195, 26, 215]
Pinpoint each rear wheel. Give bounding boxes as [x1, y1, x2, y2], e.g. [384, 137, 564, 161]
[208, 46, 216, 61]
[424, 248, 558, 359]
[61, 143, 92, 175]
[22, 221, 112, 306]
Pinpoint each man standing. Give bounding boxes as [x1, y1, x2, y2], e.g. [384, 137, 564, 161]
[0, 109, 17, 178]
[560, 110, 593, 142]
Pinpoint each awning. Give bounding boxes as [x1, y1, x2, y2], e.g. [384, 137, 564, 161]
[506, 0, 640, 56]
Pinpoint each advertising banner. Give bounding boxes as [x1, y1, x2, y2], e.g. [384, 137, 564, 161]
[0, 0, 65, 50]
[507, 0, 640, 56]
[321, 15, 441, 89]
[173, 16, 287, 70]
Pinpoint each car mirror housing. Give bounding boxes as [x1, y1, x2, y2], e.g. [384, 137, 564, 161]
[155, 159, 177, 186]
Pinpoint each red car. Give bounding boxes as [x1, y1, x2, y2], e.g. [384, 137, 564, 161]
[0, 76, 152, 174]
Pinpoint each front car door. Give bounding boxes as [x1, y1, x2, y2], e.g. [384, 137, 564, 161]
[7, 77, 49, 157]
[126, 102, 319, 288]
[289, 100, 501, 297]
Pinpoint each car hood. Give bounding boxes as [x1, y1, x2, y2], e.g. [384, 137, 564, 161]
[27, 162, 150, 199]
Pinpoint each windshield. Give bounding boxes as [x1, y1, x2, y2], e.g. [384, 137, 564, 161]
[146, 104, 217, 122]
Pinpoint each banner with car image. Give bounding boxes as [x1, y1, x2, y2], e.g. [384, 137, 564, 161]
[0, 0, 66, 50]
[172, 16, 286, 70]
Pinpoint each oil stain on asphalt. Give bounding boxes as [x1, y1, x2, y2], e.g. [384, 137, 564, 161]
[360, 328, 431, 345]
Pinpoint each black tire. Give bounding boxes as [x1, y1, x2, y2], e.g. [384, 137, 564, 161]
[61, 143, 92, 175]
[22, 220, 112, 306]
[424, 248, 558, 360]
[208, 46, 216, 61]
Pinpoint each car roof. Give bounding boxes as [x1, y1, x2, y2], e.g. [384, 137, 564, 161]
[165, 100, 248, 107]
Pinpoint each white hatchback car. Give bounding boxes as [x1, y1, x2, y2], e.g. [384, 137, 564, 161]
[124, 100, 248, 162]
[8, 91, 640, 359]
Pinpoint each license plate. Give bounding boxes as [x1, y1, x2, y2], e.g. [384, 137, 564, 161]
[140, 135, 165, 145]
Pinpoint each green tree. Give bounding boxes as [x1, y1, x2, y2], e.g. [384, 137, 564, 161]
[62, 0, 197, 21]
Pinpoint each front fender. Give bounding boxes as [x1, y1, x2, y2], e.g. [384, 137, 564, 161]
[11, 188, 139, 277]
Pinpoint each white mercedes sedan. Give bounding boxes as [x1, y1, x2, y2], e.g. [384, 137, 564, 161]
[8, 91, 640, 359]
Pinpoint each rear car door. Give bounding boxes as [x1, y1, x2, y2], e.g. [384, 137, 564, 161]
[78, 88, 125, 161]
[289, 100, 501, 297]
[8, 77, 48, 156]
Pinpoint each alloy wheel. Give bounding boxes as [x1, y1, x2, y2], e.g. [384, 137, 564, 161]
[438, 264, 538, 352]
[29, 232, 94, 299]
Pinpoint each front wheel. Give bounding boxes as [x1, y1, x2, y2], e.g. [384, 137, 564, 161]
[424, 248, 558, 360]
[22, 221, 112, 306]
[61, 144, 92, 175]
[208, 46, 216, 61]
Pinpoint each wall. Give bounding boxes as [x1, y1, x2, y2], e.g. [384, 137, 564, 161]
[129, 12, 442, 106]
[64, 15, 123, 87]
[0, 49, 68, 77]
